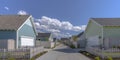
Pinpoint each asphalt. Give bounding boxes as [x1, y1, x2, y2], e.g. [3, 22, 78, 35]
[36, 44, 91, 60]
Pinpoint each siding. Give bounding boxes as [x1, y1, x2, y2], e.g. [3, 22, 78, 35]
[0, 31, 16, 40]
[85, 20, 103, 46]
[0, 39, 15, 49]
[77, 33, 86, 48]
[38, 37, 49, 41]
[86, 20, 102, 39]
[0, 40, 7, 49]
[17, 18, 36, 47]
[103, 26, 120, 38]
[103, 26, 120, 48]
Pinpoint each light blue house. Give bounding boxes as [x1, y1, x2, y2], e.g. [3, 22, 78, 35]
[0, 15, 37, 49]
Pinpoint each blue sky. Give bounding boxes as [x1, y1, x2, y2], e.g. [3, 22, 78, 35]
[0, 0, 120, 38]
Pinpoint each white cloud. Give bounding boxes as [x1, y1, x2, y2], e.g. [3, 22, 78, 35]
[35, 16, 85, 31]
[17, 10, 28, 15]
[52, 32, 71, 38]
[61, 21, 73, 30]
[4, 6, 9, 10]
[81, 25, 86, 30]
[34, 22, 40, 27]
[47, 29, 60, 33]
[34, 16, 86, 38]
[73, 26, 81, 31]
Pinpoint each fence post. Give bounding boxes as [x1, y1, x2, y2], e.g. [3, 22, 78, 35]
[30, 48, 32, 59]
[3, 49, 6, 60]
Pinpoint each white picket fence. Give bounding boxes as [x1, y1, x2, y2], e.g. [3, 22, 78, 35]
[30, 46, 44, 58]
[86, 47, 120, 59]
[0, 46, 44, 59]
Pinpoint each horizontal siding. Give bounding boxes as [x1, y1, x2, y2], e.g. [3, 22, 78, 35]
[0, 40, 7, 49]
[0, 31, 16, 40]
[86, 20, 102, 39]
[85, 20, 103, 46]
[18, 18, 36, 47]
[103, 26, 120, 48]
[103, 26, 120, 38]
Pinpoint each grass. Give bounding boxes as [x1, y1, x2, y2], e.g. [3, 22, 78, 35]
[30, 51, 47, 60]
[79, 51, 120, 60]
[103, 52, 120, 56]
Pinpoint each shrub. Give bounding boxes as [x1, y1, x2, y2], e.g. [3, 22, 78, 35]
[8, 57, 15, 60]
[112, 46, 115, 48]
[7, 53, 15, 60]
[107, 56, 112, 60]
[86, 53, 90, 56]
[70, 44, 75, 48]
[95, 56, 100, 60]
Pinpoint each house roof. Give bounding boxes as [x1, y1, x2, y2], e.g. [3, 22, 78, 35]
[61, 38, 69, 40]
[92, 18, 120, 26]
[37, 33, 51, 38]
[0, 15, 30, 30]
[77, 31, 84, 37]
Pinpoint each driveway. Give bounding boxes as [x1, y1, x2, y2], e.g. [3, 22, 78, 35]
[36, 44, 91, 60]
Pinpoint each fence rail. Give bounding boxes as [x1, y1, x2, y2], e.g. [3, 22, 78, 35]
[30, 46, 44, 58]
[86, 47, 120, 59]
[0, 46, 44, 60]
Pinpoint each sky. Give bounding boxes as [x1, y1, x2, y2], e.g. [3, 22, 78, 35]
[0, 0, 120, 38]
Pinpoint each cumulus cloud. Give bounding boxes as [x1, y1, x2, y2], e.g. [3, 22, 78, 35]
[17, 10, 28, 15]
[35, 16, 85, 31]
[4, 6, 9, 10]
[34, 16, 86, 38]
[81, 25, 86, 30]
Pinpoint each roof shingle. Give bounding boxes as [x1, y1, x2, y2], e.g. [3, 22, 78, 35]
[37, 33, 51, 38]
[92, 18, 120, 26]
[0, 15, 30, 30]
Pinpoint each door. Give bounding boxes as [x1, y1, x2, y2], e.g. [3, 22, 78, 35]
[21, 36, 34, 47]
[104, 38, 109, 49]
[87, 36, 99, 47]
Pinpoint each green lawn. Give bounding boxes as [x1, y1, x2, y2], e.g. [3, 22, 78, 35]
[103, 52, 120, 56]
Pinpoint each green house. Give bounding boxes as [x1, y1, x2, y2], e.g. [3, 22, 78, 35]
[85, 18, 120, 49]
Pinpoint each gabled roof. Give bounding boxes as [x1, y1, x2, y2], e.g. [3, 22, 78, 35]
[0, 15, 30, 30]
[92, 18, 120, 26]
[61, 38, 69, 40]
[37, 33, 51, 38]
[77, 31, 84, 37]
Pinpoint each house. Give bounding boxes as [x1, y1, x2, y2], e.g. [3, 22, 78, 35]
[70, 36, 78, 48]
[36, 33, 54, 48]
[61, 38, 71, 45]
[0, 15, 37, 49]
[85, 18, 120, 49]
[76, 32, 86, 48]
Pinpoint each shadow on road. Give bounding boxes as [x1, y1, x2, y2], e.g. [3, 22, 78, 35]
[53, 48, 77, 53]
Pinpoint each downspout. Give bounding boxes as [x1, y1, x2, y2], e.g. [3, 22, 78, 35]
[16, 30, 18, 49]
[102, 26, 104, 48]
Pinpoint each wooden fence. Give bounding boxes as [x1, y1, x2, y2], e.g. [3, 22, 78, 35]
[86, 47, 120, 59]
[30, 46, 44, 58]
[0, 46, 44, 60]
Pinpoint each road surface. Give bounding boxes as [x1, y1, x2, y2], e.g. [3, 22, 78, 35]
[36, 44, 91, 60]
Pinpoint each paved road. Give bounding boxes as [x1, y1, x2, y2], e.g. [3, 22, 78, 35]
[36, 44, 91, 60]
